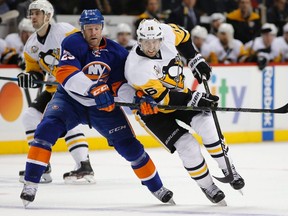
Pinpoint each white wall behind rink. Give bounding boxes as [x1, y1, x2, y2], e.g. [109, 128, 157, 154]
[1, 64, 288, 147]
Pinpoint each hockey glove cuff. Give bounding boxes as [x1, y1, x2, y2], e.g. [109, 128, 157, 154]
[188, 53, 211, 83]
[17, 71, 44, 89]
[89, 82, 115, 112]
[187, 90, 219, 107]
[134, 90, 159, 116]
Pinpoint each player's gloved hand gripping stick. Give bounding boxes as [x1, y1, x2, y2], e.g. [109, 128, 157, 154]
[89, 81, 115, 112]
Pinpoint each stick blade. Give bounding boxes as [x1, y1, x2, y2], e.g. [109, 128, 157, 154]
[274, 103, 288, 113]
[213, 172, 234, 183]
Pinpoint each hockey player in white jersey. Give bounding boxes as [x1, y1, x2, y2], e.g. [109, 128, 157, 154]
[115, 23, 137, 51]
[125, 19, 245, 205]
[205, 23, 248, 64]
[245, 23, 278, 69]
[17, 0, 95, 184]
[271, 22, 288, 62]
[5, 18, 34, 59]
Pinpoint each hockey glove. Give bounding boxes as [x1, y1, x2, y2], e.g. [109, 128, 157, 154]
[17, 71, 44, 89]
[188, 53, 211, 84]
[89, 82, 115, 112]
[257, 52, 270, 70]
[187, 90, 219, 107]
[134, 90, 159, 116]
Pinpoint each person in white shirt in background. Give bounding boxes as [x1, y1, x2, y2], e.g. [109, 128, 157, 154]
[191, 25, 210, 60]
[5, 18, 35, 68]
[115, 23, 137, 51]
[206, 13, 226, 44]
[245, 23, 278, 70]
[206, 23, 248, 64]
[271, 22, 288, 62]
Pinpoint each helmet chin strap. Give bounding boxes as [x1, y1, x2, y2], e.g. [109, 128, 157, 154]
[35, 14, 50, 34]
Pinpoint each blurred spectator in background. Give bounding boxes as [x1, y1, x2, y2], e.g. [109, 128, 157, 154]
[0, 0, 10, 14]
[226, 0, 261, 44]
[134, 0, 166, 30]
[115, 23, 136, 51]
[190, 25, 210, 59]
[5, 18, 34, 68]
[161, 0, 182, 13]
[266, 0, 288, 36]
[195, 0, 238, 15]
[245, 23, 278, 70]
[271, 23, 288, 62]
[16, 0, 33, 23]
[49, 0, 78, 14]
[167, 0, 200, 32]
[206, 13, 226, 43]
[17, 0, 57, 24]
[77, 0, 112, 15]
[206, 23, 248, 64]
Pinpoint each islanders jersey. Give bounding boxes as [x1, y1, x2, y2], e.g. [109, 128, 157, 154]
[23, 22, 79, 92]
[56, 32, 129, 107]
[125, 23, 192, 113]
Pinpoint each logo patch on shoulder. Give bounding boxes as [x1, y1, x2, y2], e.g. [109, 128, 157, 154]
[52, 105, 59, 110]
[31, 46, 39, 53]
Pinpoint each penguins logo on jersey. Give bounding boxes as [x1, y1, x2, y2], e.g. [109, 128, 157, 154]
[160, 57, 185, 89]
[38, 48, 60, 74]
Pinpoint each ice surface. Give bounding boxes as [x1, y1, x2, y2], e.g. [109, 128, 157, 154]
[0, 142, 288, 216]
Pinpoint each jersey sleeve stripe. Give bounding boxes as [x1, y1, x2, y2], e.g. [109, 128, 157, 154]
[56, 65, 80, 85]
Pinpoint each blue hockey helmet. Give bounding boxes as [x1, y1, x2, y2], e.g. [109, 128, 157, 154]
[79, 9, 104, 29]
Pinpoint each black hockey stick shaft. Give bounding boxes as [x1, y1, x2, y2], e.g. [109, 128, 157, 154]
[0, 76, 58, 85]
[2, 76, 288, 114]
[115, 102, 288, 114]
[203, 79, 234, 183]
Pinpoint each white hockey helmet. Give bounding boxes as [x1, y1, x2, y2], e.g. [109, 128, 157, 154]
[116, 23, 132, 34]
[136, 19, 164, 42]
[210, 13, 226, 23]
[218, 23, 234, 47]
[218, 23, 234, 37]
[28, 0, 54, 22]
[261, 23, 278, 35]
[191, 25, 208, 39]
[18, 18, 35, 32]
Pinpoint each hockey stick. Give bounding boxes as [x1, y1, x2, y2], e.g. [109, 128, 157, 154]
[2, 76, 288, 114]
[0, 76, 58, 85]
[0, 10, 19, 24]
[115, 102, 288, 114]
[203, 79, 234, 184]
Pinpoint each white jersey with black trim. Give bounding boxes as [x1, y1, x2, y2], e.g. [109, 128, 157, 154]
[271, 36, 288, 62]
[23, 22, 78, 92]
[125, 23, 187, 108]
[5, 33, 23, 55]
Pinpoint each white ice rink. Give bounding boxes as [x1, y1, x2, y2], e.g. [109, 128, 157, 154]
[1, 142, 288, 216]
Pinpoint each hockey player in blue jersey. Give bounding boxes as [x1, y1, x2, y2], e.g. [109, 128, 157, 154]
[20, 9, 174, 207]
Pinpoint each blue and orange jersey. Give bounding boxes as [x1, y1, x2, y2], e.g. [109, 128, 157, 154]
[55, 32, 129, 106]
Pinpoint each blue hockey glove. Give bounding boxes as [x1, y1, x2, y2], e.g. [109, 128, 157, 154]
[89, 82, 115, 112]
[188, 53, 211, 83]
[17, 71, 44, 89]
[134, 90, 159, 115]
[187, 90, 219, 107]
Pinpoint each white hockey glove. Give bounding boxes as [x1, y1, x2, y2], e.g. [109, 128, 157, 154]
[187, 90, 219, 107]
[17, 71, 44, 89]
[188, 53, 211, 84]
